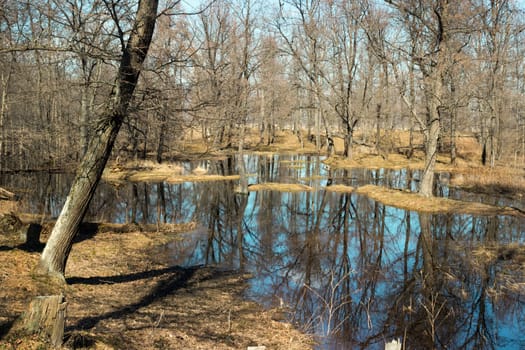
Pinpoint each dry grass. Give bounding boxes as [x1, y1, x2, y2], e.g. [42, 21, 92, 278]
[455, 135, 482, 160]
[322, 132, 525, 196]
[104, 166, 240, 184]
[165, 174, 240, 184]
[118, 160, 185, 173]
[104, 161, 183, 183]
[324, 153, 421, 170]
[172, 129, 212, 156]
[0, 225, 313, 350]
[250, 131, 318, 154]
[459, 243, 525, 296]
[248, 183, 313, 192]
[355, 184, 525, 217]
[449, 166, 525, 198]
[0, 200, 18, 215]
[324, 185, 354, 193]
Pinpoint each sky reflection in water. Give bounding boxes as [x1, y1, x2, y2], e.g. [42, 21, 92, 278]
[2, 154, 524, 349]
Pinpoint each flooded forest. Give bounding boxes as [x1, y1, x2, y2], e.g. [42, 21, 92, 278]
[1, 1, 525, 349]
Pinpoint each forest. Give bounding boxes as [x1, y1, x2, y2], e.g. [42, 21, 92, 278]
[1, 0, 525, 349]
[1, 0, 524, 174]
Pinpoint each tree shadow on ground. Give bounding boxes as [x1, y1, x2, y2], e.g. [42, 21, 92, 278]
[0, 318, 16, 340]
[66, 264, 199, 285]
[74, 222, 103, 243]
[0, 223, 45, 252]
[66, 265, 200, 332]
[18, 223, 45, 251]
[0, 221, 100, 253]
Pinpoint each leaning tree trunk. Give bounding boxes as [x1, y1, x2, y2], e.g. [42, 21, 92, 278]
[37, 0, 159, 279]
[37, 117, 123, 277]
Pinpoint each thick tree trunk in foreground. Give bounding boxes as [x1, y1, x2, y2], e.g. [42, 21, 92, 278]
[38, 117, 123, 277]
[37, 0, 159, 279]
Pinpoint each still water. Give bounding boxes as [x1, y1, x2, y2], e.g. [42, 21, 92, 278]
[2, 154, 524, 349]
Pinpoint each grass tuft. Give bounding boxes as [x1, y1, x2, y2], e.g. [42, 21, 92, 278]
[355, 184, 525, 217]
[248, 183, 313, 192]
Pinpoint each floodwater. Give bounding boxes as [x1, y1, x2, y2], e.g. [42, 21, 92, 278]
[2, 154, 524, 349]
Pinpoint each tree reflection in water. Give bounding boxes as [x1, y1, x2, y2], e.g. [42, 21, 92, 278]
[2, 155, 524, 349]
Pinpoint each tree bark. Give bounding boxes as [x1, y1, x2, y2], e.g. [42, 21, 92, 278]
[237, 121, 249, 194]
[37, 0, 159, 279]
[419, 113, 440, 197]
[344, 127, 353, 159]
[0, 70, 11, 172]
[419, 78, 442, 197]
[20, 295, 67, 348]
[387, 0, 451, 198]
[80, 83, 90, 158]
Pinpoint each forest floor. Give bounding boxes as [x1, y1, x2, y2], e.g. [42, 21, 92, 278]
[0, 223, 313, 349]
[1, 129, 524, 349]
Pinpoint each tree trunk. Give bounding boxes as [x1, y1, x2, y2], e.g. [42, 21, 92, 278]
[38, 117, 121, 277]
[20, 295, 67, 348]
[156, 111, 167, 164]
[344, 116, 356, 159]
[449, 79, 457, 165]
[36, 0, 159, 279]
[80, 84, 89, 158]
[1, 70, 11, 172]
[315, 108, 321, 153]
[344, 131, 353, 159]
[237, 121, 249, 194]
[419, 98, 441, 197]
[375, 103, 381, 151]
[488, 96, 501, 167]
[450, 114, 457, 166]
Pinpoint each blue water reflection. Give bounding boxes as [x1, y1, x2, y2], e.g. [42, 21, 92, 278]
[1, 154, 524, 349]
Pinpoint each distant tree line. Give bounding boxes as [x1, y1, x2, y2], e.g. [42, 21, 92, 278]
[1, 0, 524, 178]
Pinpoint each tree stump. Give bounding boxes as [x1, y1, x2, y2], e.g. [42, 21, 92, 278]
[0, 212, 26, 243]
[22, 294, 67, 347]
[0, 213, 42, 249]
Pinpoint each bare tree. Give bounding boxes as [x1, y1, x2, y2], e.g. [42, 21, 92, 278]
[324, 0, 365, 158]
[231, 0, 260, 193]
[386, 0, 469, 197]
[276, 0, 327, 152]
[135, 8, 193, 163]
[37, 0, 160, 279]
[191, 2, 236, 148]
[51, 0, 115, 157]
[362, 2, 394, 152]
[256, 34, 293, 145]
[474, 0, 520, 167]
